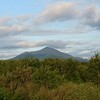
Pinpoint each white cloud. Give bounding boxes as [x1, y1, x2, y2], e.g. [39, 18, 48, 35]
[0, 40, 83, 50]
[0, 24, 29, 37]
[17, 40, 69, 49]
[0, 17, 11, 25]
[79, 50, 91, 54]
[0, 1, 100, 60]
[0, 2, 100, 39]
[34, 2, 80, 24]
[17, 14, 32, 21]
[0, 52, 18, 59]
[33, 2, 100, 30]
[0, 38, 99, 59]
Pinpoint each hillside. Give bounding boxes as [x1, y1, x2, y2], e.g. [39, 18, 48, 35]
[13, 47, 87, 62]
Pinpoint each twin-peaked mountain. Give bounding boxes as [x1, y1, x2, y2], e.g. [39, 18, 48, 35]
[13, 47, 87, 62]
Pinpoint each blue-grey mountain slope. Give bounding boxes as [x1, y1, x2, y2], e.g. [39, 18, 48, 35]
[13, 47, 88, 62]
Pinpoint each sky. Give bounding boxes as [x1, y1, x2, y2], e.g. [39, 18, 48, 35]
[0, 0, 100, 59]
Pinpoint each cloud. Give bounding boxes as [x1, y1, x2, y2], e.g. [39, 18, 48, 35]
[0, 1, 100, 60]
[1, 3, 100, 39]
[0, 26, 11, 37]
[0, 39, 23, 51]
[0, 24, 30, 37]
[17, 14, 32, 22]
[0, 52, 18, 59]
[34, 2, 80, 24]
[0, 39, 99, 59]
[0, 17, 11, 25]
[0, 24, 91, 38]
[0, 45, 22, 50]
[33, 2, 100, 31]
[0, 40, 79, 50]
[17, 40, 92, 50]
[17, 40, 70, 49]
[0, 39, 84, 59]
[81, 5, 100, 29]
[36, 40, 69, 49]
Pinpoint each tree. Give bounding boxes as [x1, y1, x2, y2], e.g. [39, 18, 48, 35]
[32, 65, 65, 88]
[87, 53, 100, 85]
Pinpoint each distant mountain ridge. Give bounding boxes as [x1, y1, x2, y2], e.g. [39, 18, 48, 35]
[13, 47, 88, 62]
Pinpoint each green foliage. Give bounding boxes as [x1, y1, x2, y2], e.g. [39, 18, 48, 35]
[87, 53, 100, 85]
[0, 54, 100, 99]
[32, 83, 100, 100]
[32, 65, 65, 88]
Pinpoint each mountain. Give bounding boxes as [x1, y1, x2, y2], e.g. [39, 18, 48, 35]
[13, 47, 88, 62]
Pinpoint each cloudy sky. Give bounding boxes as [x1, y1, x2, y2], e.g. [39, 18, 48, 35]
[0, 0, 100, 59]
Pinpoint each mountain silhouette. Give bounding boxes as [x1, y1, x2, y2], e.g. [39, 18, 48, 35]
[13, 47, 87, 62]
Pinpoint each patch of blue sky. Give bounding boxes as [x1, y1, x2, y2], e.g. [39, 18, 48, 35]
[0, 0, 45, 16]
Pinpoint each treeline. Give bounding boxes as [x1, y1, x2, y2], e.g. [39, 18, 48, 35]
[0, 54, 100, 100]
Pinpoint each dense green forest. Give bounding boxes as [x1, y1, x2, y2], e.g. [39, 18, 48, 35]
[0, 54, 100, 100]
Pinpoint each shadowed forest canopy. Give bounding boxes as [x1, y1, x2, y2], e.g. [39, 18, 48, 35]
[0, 54, 100, 100]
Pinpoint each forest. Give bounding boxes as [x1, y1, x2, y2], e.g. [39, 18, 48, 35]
[0, 54, 100, 100]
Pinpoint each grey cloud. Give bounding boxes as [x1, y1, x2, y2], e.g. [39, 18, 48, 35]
[0, 39, 25, 51]
[17, 40, 90, 50]
[0, 2, 100, 39]
[0, 40, 84, 59]
[17, 40, 70, 49]
[0, 52, 18, 59]
[0, 26, 11, 37]
[33, 2, 100, 31]
[0, 45, 22, 50]
[18, 40, 100, 58]
[65, 42, 100, 58]
[0, 39, 99, 59]
[65, 48, 91, 58]
[36, 40, 69, 49]
[81, 5, 100, 29]
[0, 17, 11, 25]
[0, 39, 92, 51]
[34, 2, 79, 24]
[0, 26, 90, 38]
[1, 4, 99, 39]
[0, 40, 75, 50]
[0, 24, 30, 37]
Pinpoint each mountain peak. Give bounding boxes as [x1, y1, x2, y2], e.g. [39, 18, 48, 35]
[41, 47, 55, 51]
[13, 46, 88, 62]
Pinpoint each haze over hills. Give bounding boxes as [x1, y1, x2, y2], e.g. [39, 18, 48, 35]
[13, 47, 88, 62]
